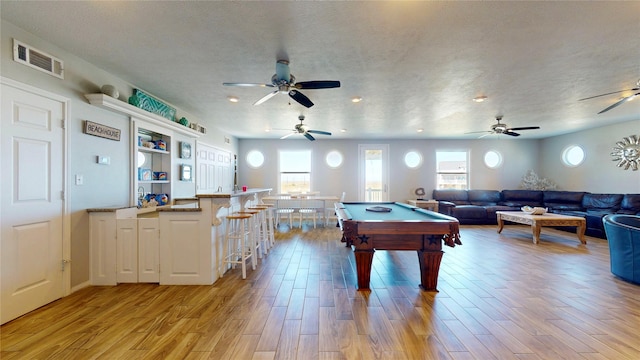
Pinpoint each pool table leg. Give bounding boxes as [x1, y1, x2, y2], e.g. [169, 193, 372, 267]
[417, 249, 444, 291]
[354, 249, 375, 291]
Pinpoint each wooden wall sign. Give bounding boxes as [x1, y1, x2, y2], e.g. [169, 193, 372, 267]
[84, 120, 121, 141]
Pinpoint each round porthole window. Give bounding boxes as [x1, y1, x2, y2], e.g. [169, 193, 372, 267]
[246, 150, 265, 168]
[404, 151, 423, 169]
[137, 151, 148, 168]
[325, 150, 343, 168]
[562, 145, 585, 167]
[484, 150, 502, 168]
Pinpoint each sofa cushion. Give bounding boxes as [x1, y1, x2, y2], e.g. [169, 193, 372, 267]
[451, 205, 487, 219]
[432, 190, 470, 205]
[582, 193, 624, 211]
[500, 190, 544, 207]
[468, 190, 501, 205]
[485, 205, 519, 219]
[617, 194, 640, 214]
[546, 203, 584, 211]
[554, 210, 588, 221]
[543, 191, 586, 211]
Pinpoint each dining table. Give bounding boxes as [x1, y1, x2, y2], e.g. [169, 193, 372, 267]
[262, 195, 340, 226]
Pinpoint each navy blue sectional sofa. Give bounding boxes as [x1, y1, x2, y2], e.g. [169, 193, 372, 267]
[433, 189, 640, 239]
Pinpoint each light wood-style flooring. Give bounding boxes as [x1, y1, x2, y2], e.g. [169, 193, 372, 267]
[2, 224, 640, 359]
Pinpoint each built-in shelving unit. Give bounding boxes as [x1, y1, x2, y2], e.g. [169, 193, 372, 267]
[136, 127, 172, 203]
[85, 93, 201, 206]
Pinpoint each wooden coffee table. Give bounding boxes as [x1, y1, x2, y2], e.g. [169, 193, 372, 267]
[496, 211, 586, 244]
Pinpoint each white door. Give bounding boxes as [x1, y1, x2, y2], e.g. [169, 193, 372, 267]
[116, 218, 138, 283]
[138, 217, 159, 283]
[1, 80, 67, 324]
[358, 144, 389, 202]
[196, 142, 232, 193]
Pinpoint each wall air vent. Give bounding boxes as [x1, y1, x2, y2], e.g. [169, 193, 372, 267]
[13, 39, 64, 79]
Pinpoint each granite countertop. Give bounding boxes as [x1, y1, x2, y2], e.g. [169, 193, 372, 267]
[86, 206, 135, 213]
[88, 189, 272, 212]
[88, 203, 201, 213]
[157, 203, 202, 212]
[196, 188, 272, 198]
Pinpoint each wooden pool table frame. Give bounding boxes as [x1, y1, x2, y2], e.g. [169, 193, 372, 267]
[335, 202, 461, 291]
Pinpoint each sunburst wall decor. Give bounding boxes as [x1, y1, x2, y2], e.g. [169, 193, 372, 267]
[611, 135, 640, 171]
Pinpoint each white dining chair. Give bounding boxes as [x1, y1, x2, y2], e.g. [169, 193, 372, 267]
[326, 192, 346, 225]
[299, 199, 325, 228]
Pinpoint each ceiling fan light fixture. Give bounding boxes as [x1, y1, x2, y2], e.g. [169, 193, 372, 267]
[473, 95, 487, 102]
[224, 60, 340, 108]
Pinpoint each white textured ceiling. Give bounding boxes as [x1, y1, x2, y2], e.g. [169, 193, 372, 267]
[2, 1, 639, 140]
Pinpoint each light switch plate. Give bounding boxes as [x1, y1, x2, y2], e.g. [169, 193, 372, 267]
[97, 156, 110, 165]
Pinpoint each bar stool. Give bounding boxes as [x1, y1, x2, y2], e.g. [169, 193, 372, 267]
[236, 209, 263, 260]
[248, 206, 271, 257]
[259, 203, 276, 249]
[222, 213, 255, 279]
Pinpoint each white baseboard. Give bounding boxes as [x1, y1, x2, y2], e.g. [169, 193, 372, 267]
[70, 280, 92, 293]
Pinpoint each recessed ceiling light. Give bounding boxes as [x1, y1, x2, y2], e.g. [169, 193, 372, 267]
[417, 128, 424, 133]
[264, 128, 271, 132]
[228, 96, 239, 103]
[473, 95, 487, 103]
[351, 96, 362, 103]
[340, 129, 347, 132]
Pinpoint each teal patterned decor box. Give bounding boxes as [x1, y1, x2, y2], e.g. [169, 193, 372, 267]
[131, 89, 176, 121]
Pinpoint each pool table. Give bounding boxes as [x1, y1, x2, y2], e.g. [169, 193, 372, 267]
[335, 202, 461, 291]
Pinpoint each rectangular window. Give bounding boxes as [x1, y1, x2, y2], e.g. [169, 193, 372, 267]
[279, 150, 311, 194]
[436, 150, 469, 190]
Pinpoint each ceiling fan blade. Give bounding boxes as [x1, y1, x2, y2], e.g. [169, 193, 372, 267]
[289, 90, 314, 108]
[503, 131, 521, 137]
[508, 126, 540, 131]
[223, 82, 274, 87]
[598, 92, 639, 114]
[307, 129, 332, 136]
[477, 132, 493, 139]
[579, 87, 639, 101]
[303, 132, 316, 141]
[253, 90, 279, 106]
[294, 80, 341, 89]
[280, 132, 296, 139]
[465, 130, 492, 134]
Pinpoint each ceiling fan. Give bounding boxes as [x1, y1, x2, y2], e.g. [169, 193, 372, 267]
[222, 59, 341, 108]
[579, 78, 640, 114]
[280, 115, 331, 141]
[466, 116, 540, 138]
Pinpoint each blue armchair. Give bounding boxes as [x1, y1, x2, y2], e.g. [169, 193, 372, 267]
[603, 214, 640, 284]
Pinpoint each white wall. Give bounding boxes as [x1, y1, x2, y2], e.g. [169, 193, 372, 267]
[238, 138, 540, 201]
[540, 119, 640, 193]
[1, 20, 238, 287]
[239, 122, 640, 200]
